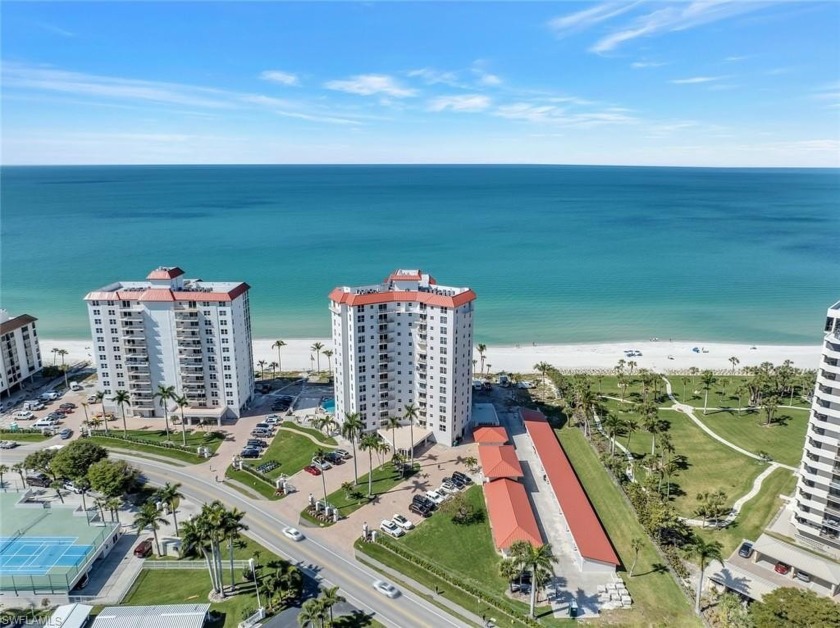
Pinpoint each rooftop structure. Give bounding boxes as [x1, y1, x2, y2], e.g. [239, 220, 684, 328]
[329, 269, 476, 446]
[83, 266, 254, 422]
[47, 603, 93, 628]
[483, 478, 543, 551]
[0, 309, 43, 397]
[91, 604, 211, 628]
[793, 298, 840, 552]
[473, 425, 509, 445]
[478, 445, 524, 480]
[522, 408, 619, 572]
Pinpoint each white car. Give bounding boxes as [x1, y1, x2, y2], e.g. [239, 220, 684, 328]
[40, 391, 61, 401]
[379, 519, 405, 538]
[0, 441, 19, 449]
[373, 579, 400, 598]
[438, 484, 458, 496]
[87, 395, 99, 403]
[392, 514, 414, 530]
[311, 458, 332, 471]
[13, 410, 34, 420]
[425, 490, 446, 505]
[33, 418, 60, 429]
[265, 416, 280, 425]
[282, 526, 304, 542]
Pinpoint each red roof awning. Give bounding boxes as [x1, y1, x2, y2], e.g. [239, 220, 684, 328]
[473, 426, 509, 445]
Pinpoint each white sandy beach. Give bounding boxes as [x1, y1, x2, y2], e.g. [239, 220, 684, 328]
[40, 337, 823, 376]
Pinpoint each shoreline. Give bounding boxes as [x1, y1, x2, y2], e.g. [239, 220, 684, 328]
[40, 337, 823, 375]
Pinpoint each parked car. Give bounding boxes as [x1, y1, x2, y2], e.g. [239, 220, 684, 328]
[425, 490, 445, 505]
[246, 439, 267, 449]
[774, 562, 791, 575]
[133, 538, 154, 558]
[441, 479, 459, 492]
[13, 410, 34, 420]
[40, 391, 61, 401]
[452, 471, 472, 484]
[392, 514, 414, 530]
[282, 526, 304, 542]
[86, 395, 98, 403]
[25, 474, 50, 488]
[251, 429, 271, 438]
[63, 480, 84, 494]
[265, 417, 280, 425]
[738, 542, 753, 559]
[311, 458, 332, 471]
[23, 400, 45, 411]
[240, 448, 260, 459]
[303, 465, 321, 476]
[254, 422, 272, 431]
[438, 484, 458, 496]
[59, 402, 77, 410]
[409, 502, 431, 517]
[334, 449, 351, 460]
[0, 440, 19, 449]
[33, 418, 60, 429]
[379, 520, 405, 538]
[324, 452, 343, 465]
[70, 382, 84, 392]
[795, 571, 811, 583]
[59, 428, 73, 440]
[373, 580, 400, 598]
[412, 495, 436, 511]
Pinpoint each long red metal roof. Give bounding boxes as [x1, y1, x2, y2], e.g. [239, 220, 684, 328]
[483, 478, 543, 550]
[479, 445, 524, 479]
[328, 287, 476, 308]
[521, 408, 620, 566]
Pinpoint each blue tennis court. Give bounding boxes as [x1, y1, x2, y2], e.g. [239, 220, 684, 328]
[0, 536, 93, 576]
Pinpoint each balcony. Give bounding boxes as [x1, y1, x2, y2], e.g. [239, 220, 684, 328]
[809, 427, 839, 448]
[816, 386, 840, 406]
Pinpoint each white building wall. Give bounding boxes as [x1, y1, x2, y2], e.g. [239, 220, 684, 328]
[0, 312, 43, 396]
[793, 299, 840, 552]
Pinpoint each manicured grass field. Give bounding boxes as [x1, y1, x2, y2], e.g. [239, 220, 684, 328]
[555, 426, 699, 626]
[280, 421, 337, 445]
[696, 467, 798, 557]
[400, 486, 508, 592]
[325, 461, 419, 518]
[262, 431, 327, 479]
[0, 430, 48, 442]
[117, 428, 225, 451]
[693, 407, 809, 466]
[224, 466, 281, 500]
[88, 436, 202, 464]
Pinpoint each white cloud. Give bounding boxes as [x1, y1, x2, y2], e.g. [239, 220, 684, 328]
[477, 72, 502, 86]
[631, 61, 666, 69]
[428, 95, 491, 112]
[407, 68, 462, 87]
[591, 1, 772, 54]
[671, 76, 726, 85]
[494, 102, 636, 127]
[324, 74, 416, 97]
[259, 70, 299, 86]
[548, 2, 641, 37]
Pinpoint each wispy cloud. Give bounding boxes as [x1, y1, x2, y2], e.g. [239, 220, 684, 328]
[407, 68, 462, 87]
[591, 1, 773, 54]
[548, 2, 641, 37]
[631, 61, 666, 69]
[259, 70, 300, 86]
[476, 72, 502, 87]
[324, 74, 416, 97]
[494, 102, 636, 127]
[428, 94, 491, 112]
[34, 21, 75, 38]
[671, 76, 727, 85]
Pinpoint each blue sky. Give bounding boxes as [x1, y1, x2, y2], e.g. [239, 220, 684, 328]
[2, 1, 839, 166]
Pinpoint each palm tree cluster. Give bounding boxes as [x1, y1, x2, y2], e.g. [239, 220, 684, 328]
[178, 500, 248, 597]
[297, 586, 346, 627]
[500, 541, 557, 618]
[694, 490, 729, 528]
[260, 559, 304, 612]
[741, 361, 815, 425]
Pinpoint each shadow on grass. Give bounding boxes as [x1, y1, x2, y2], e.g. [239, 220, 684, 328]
[334, 610, 378, 627]
[631, 562, 669, 578]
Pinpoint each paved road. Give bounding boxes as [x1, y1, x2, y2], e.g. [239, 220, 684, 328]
[0, 446, 470, 628]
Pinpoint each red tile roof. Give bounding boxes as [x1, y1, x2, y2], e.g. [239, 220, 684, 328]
[483, 479, 543, 550]
[146, 267, 185, 280]
[473, 426, 509, 445]
[479, 445, 524, 480]
[85, 283, 250, 303]
[328, 287, 476, 309]
[521, 408, 620, 566]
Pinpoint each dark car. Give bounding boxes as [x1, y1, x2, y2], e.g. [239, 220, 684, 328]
[452, 471, 472, 484]
[324, 452, 344, 464]
[25, 474, 50, 488]
[774, 561, 791, 575]
[133, 538, 154, 558]
[738, 542, 753, 559]
[240, 448, 260, 459]
[59, 402, 77, 410]
[409, 502, 431, 517]
[246, 439, 267, 449]
[412, 495, 436, 511]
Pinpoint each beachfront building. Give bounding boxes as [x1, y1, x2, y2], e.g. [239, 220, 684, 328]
[0, 309, 43, 397]
[329, 269, 476, 447]
[83, 266, 254, 423]
[793, 298, 840, 551]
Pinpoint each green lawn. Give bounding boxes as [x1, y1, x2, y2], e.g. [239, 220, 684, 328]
[224, 466, 281, 501]
[697, 467, 798, 557]
[693, 407, 809, 466]
[261, 431, 327, 480]
[0, 430, 48, 442]
[667, 375, 811, 411]
[280, 421, 337, 445]
[555, 426, 698, 626]
[88, 436, 203, 464]
[101, 428, 226, 452]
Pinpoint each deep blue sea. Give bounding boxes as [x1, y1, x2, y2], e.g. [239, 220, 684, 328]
[1, 165, 838, 344]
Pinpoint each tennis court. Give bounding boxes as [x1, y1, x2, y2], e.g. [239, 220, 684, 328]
[0, 536, 93, 575]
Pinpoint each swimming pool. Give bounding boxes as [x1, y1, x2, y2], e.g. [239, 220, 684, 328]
[321, 398, 335, 414]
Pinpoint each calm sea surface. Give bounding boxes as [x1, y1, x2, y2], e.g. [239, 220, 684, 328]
[1, 165, 838, 343]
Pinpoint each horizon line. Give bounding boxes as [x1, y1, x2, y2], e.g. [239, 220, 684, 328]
[2, 163, 839, 170]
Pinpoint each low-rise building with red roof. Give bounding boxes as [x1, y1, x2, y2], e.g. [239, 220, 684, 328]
[472, 425, 508, 446]
[483, 478, 543, 552]
[479, 444, 524, 480]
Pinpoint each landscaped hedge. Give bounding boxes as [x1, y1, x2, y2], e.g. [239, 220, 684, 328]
[374, 535, 541, 627]
[239, 463, 276, 487]
[0, 428, 43, 436]
[88, 432, 204, 454]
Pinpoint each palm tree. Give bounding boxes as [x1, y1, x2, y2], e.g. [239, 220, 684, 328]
[627, 360, 637, 375]
[298, 598, 326, 628]
[602, 413, 623, 455]
[322, 350, 334, 377]
[154, 384, 176, 441]
[729, 356, 740, 374]
[57, 349, 69, 388]
[257, 360, 267, 380]
[112, 389, 131, 437]
[629, 537, 643, 576]
[641, 403, 659, 457]
[80, 401, 90, 428]
[463, 456, 478, 472]
[269, 361, 278, 380]
[386, 415, 402, 454]
[221, 507, 248, 589]
[403, 403, 419, 468]
[624, 418, 638, 448]
[320, 586, 346, 626]
[50, 480, 65, 503]
[12, 462, 25, 489]
[311, 342, 325, 372]
[180, 516, 220, 594]
[105, 497, 123, 523]
[133, 501, 168, 556]
[0, 464, 8, 489]
[175, 394, 190, 446]
[700, 370, 717, 415]
[94, 390, 110, 435]
[477, 344, 487, 375]
[533, 362, 551, 387]
[681, 376, 691, 400]
[272, 339, 286, 374]
[51, 347, 59, 366]
[617, 373, 629, 402]
[511, 542, 557, 618]
[359, 433, 380, 497]
[341, 412, 364, 486]
[155, 482, 183, 535]
[684, 536, 723, 614]
[499, 558, 520, 592]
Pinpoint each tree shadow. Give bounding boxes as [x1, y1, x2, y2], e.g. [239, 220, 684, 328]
[633, 562, 669, 577]
[333, 610, 378, 627]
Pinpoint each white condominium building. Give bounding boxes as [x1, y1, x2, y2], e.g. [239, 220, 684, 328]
[329, 269, 476, 447]
[83, 267, 254, 422]
[794, 298, 840, 550]
[0, 310, 43, 397]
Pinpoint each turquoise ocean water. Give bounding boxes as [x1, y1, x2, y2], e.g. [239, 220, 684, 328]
[1, 165, 838, 344]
